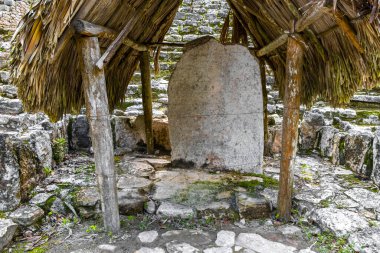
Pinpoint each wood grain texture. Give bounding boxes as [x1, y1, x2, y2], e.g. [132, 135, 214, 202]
[277, 37, 304, 221]
[77, 36, 120, 233]
[140, 51, 154, 154]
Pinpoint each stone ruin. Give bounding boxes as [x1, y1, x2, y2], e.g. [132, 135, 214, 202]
[168, 38, 264, 173]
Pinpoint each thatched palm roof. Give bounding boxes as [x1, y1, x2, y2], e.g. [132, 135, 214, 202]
[11, 0, 181, 121]
[11, 0, 380, 120]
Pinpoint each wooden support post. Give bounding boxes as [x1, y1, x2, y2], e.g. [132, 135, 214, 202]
[259, 59, 269, 155]
[140, 51, 154, 154]
[77, 36, 120, 233]
[277, 37, 304, 221]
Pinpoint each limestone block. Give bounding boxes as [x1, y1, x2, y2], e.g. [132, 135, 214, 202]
[0, 133, 20, 211]
[0, 219, 17, 251]
[168, 38, 263, 173]
[372, 129, 380, 186]
[344, 130, 374, 177]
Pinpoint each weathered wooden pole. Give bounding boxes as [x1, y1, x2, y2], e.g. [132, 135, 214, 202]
[77, 36, 120, 233]
[277, 37, 304, 221]
[140, 51, 154, 154]
[259, 59, 269, 155]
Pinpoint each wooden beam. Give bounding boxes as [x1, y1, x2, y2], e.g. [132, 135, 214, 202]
[333, 12, 364, 53]
[140, 51, 154, 154]
[96, 7, 145, 70]
[277, 37, 304, 221]
[77, 36, 120, 233]
[256, 2, 330, 57]
[73, 20, 149, 52]
[257, 33, 289, 57]
[295, 2, 331, 32]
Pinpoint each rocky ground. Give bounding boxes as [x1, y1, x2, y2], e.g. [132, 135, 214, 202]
[1, 152, 379, 253]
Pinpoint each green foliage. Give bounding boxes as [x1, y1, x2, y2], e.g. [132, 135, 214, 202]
[314, 232, 355, 253]
[320, 199, 331, 208]
[52, 138, 67, 163]
[43, 167, 53, 176]
[85, 224, 98, 233]
[0, 212, 6, 219]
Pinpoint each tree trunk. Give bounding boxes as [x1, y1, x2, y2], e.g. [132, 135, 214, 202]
[140, 51, 154, 154]
[77, 36, 120, 233]
[277, 37, 304, 221]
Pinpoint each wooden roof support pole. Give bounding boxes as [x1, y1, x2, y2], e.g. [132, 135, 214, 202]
[257, 34, 289, 57]
[333, 12, 364, 53]
[73, 20, 149, 52]
[277, 37, 304, 221]
[96, 6, 145, 70]
[140, 51, 154, 154]
[77, 36, 120, 233]
[259, 59, 269, 155]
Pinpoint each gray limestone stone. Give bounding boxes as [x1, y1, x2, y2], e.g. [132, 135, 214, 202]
[137, 231, 159, 244]
[98, 244, 121, 253]
[29, 193, 55, 207]
[144, 200, 156, 214]
[0, 97, 23, 115]
[9, 205, 44, 226]
[310, 208, 369, 237]
[118, 189, 147, 215]
[161, 230, 212, 246]
[0, 133, 20, 211]
[344, 188, 380, 210]
[236, 193, 270, 219]
[319, 126, 339, 158]
[236, 233, 296, 253]
[168, 38, 263, 173]
[348, 228, 380, 253]
[203, 247, 232, 253]
[344, 130, 374, 177]
[117, 176, 152, 192]
[118, 161, 155, 178]
[215, 230, 235, 247]
[156, 202, 195, 218]
[135, 247, 165, 253]
[0, 219, 17, 251]
[112, 116, 139, 155]
[0, 85, 17, 98]
[299, 112, 325, 151]
[166, 242, 200, 253]
[372, 130, 380, 186]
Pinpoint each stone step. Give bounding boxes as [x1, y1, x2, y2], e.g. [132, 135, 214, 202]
[351, 94, 380, 104]
[0, 71, 10, 84]
[0, 84, 17, 98]
[0, 97, 23, 115]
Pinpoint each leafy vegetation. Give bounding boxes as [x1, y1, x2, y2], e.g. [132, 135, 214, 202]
[52, 138, 67, 163]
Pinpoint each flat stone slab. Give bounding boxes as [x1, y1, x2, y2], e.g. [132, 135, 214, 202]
[348, 228, 380, 252]
[0, 219, 18, 251]
[117, 176, 152, 192]
[310, 208, 369, 237]
[9, 205, 44, 226]
[236, 233, 296, 253]
[236, 193, 270, 219]
[118, 161, 155, 178]
[203, 247, 232, 253]
[156, 202, 195, 218]
[344, 188, 380, 209]
[138, 231, 159, 244]
[135, 247, 165, 253]
[161, 230, 213, 246]
[166, 242, 200, 253]
[29, 192, 55, 207]
[215, 230, 235, 247]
